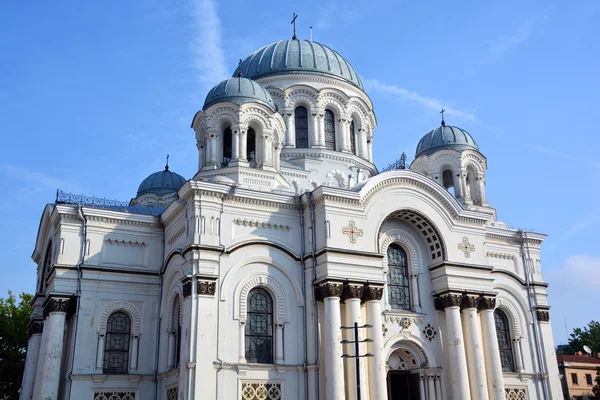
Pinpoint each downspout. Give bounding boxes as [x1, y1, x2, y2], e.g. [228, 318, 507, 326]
[153, 217, 166, 400]
[307, 191, 320, 400]
[520, 230, 550, 399]
[66, 205, 86, 400]
[297, 195, 309, 399]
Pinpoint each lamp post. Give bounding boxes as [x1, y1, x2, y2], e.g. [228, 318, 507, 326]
[341, 322, 374, 400]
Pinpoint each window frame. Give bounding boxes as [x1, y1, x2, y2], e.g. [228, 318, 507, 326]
[103, 311, 132, 374]
[586, 373, 592, 385]
[494, 309, 515, 373]
[245, 287, 274, 364]
[572, 373, 578, 385]
[294, 106, 309, 149]
[324, 109, 336, 151]
[386, 244, 411, 311]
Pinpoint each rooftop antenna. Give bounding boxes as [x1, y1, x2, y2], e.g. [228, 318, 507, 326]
[310, 26, 313, 41]
[440, 108, 446, 126]
[165, 154, 170, 171]
[291, 13, 298, 40]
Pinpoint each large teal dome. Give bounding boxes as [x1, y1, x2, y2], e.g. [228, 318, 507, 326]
[233, 39, 363, 89]
[203, 77, 275, 111]
[415, 124, 479, 158]
[136, 167, 186, 197]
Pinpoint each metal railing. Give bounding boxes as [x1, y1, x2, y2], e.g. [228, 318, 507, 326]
[55, 190, 129, 208]
[380, 152, 407, 173]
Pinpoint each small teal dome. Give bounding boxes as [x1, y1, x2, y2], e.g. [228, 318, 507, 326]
[136, 166, 186, 197]
[203, 77, 275, 111]
[415, 124, 479, 158]
[234, 39, 363, 90]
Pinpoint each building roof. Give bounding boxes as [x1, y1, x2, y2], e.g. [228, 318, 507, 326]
[415, 123, 479, 158]
[558, 355, 600, 365]
[203, 77, 275, 111]
[233, 39, 363, 90]
[136, 166, 186, 197]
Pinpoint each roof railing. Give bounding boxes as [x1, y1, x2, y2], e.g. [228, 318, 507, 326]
[55, 189, 129, 208]
[379, 152, 407, 173]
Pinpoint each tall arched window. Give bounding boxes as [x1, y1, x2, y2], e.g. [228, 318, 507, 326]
[442, 169, 455, 197]
[247, 128, 256, 166]
[103, 311, 131, 374]
[38, 242, 52, 293]
[387, 244, 411, 310]
[349, 121, 356, 154]
[324, 109, 336, 150]
[494, 309, 515, 372]
[295, 106, 309, 148]
[222, 127, 232, 166]
[172, 295, 181, 367]
[245, 287, 273, 363]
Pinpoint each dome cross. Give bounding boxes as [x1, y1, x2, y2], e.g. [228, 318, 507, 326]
[165, 154, 169, 171]
[440, 108, 446, 126]
[291, 13, 298, 40]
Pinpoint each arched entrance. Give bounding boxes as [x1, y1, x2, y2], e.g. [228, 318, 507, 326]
[386, 343, 426, 400]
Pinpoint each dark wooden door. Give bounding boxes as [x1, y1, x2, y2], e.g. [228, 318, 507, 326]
[387, 371, 421, 399]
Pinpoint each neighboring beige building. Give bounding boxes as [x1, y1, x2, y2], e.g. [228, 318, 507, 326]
[558, 353, 600, 399]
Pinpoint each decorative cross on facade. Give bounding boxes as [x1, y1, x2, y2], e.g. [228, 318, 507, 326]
[458, 237, 475, 258]
[343, 221, 363, 244]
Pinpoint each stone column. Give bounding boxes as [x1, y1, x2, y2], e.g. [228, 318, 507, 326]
[410, 274, 421, 312]
[312, 112, 320, 148]
[461, 295, 489, 400]
[535, 307, 564, 398]
[419, 373, 427, 400]
[204, 129, 218, 168]
[240, 128, 248, 162]
[131, 335, 139, 370]
[238, 321, 246, 362]
[454, 172, 464, 198]
[284, 112, 294, 147]
[434, 374, 443, 400]
[460, 170, 471, 202]
[340, 117, 350, 152]
[317, 281, 345, 400]
[260, 130, 273, 168]
[367, 137, 373, 162]
[358, 129, 368, 158]
[275, 323, 284, 364]
[438, 294, 471, 400]
[513, 338, 524, 372]
[194, 276, 218, 399]
[231, 129, 240, 162]
[427, 373, 437, 400]
[167, 330, 176, 369]
[196, 141, 205, 170]
[479, 297, 505, 400]
[20, 321, 43, 400]
[317, 112, 325, 147]
[96, 333, 106, 370]
[364, 284, 386, 400]
[477, 174, 488, 205]
[343, 283, 366, 400]
[274, 144, 281, 171]
[38, 296, 70, 400]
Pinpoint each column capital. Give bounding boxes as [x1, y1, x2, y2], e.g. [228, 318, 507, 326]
[341, 282, 364, 301]
[478, 296, 496, 311]
[536, 307, 550, 322]
[435, 293, 462, 310]
[315, 280, 344, 301]
[27, 320, 44, 338]
[181, 275, 193, 298]
[461, 294, 480, 310]
[196, 275, 217, 296]
[43, 296, 71, 318]
[362, 283, 384, 302]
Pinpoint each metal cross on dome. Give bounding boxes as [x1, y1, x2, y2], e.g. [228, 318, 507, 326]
[343, 221, 363, 244]
[458, 237, 475, 258]
[291, 13, 298, 40]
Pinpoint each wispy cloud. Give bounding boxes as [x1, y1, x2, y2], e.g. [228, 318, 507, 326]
[189, 0, 228, 90]
[364, 79, 478, 122]
[567, 214, 600, 236]
[1, 165, 83, 195]
[490, 13, 548, 55]
[525, 144, 600, 168]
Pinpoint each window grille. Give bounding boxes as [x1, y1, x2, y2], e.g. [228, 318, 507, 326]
[494, 309, 515, 372]
[387, 244, 411, 310]
[93, 392, 136, 400]
[294, 106, 309, 148]
[324, 110, 336, 150]
[103, 311, 131, 374]
[504, 388, 527, 399]
[166, 387, 178, 400]
[349, 121, 356, 154]
[241, 382, 282, 400]
[245, 288, 273, 363]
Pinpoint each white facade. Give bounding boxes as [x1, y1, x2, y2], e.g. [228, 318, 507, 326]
[21, 37, 563, 400]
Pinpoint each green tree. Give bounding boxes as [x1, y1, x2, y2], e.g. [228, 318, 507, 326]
[0, 291, 32, 399]
[593, 366, 600, 396]
[561, 320, 600, 356]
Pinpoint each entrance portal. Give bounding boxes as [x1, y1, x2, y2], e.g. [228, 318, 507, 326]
[387, 371, 420, 399]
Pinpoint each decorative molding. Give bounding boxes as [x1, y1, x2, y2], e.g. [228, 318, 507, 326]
[383, 314, 423, 329]
[43, 296, 70, 318]
[27, 320, 43, 338]
[99, 301, 142, 336]
[422, 324, 437, 342]
[505, 387, 527, 399]
[197, 278, 217, 296]
[461, 295, 480, 310]
[438, 294, 462, 309]
[167, 227, 186, 245]
[478, 297, 497, 311]
[496, 298, 523, 337]
[233, 218, 291, 231]
[342, 220, 363, 244]
[238, 275, 285, 323]
[93, 391, 136, 400]
[486, 251, 516, 260]
[363, 283, 384, 302]
[104, 238, 148, 248]
[241, 382, 282, 400]
[458, 237, 475, 258]
[536, 310, 550, 322]
[316, 281, 344, 299]
[341, 282, 364, 301]
[380, 231, 420, 272]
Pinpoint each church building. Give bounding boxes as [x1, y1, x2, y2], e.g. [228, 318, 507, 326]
[20, 35, 563, 400]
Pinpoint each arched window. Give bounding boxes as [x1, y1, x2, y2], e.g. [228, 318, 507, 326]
[494, 309, 515, 372]
[442, 169, 455, 197]
[103, 311, 131, 374]
[324, 109, 336, 151]
[222, 127, 232, 166]
[38, 243, 52, 293]
[245, 287, 273, 363]
[171, 295, 181, 368]
[295, 106, 309, 148]
[247, 128, 256, 166]
[387, 244, 411, 310]
[349, 121, 356, 154]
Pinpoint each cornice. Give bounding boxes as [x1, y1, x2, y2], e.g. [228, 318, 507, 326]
[305, 246, 385, 260]
[280, 149, 376, 172]
[491, 269, 549, 288]
[167, 227, 186, 245]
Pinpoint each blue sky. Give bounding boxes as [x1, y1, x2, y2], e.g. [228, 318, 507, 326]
[1, 1, 598, 344]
